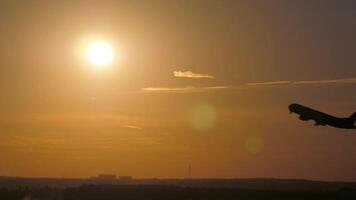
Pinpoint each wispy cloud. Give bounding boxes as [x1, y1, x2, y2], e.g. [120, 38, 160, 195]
[2, 135, 159, 152]
[120, 125, 143, 130]
[23, 113, 145, 130]
[141, 86, 229, 93]
[294, 77, 356, 84]
[173, 70, 214, 79]
[247, 81, 291, 86]
[141, 77, 356, 93]
[247, 77, 356, 86]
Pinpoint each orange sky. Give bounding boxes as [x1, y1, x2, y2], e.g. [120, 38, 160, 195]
[0, 0, 355, 181]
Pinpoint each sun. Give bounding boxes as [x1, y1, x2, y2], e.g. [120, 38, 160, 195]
[86, 41, 113, 66]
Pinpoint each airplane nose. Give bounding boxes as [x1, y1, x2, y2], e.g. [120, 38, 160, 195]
[288, 105, 294, 113]
[288, 104, 298, 113]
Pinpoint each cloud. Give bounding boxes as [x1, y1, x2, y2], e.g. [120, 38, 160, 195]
[31, 113, 139, 124]
[294, 77, 356, 84]
[120, 125, 143, 130]
[141, 86, 229, 93]
[247, 81, 291, 86]
[23, 113, 145, 130]
[2, 135, 159, 151]
[247, 77, 356, 86]
[173, 70, 214, 79]
[141, 77, 356, 93]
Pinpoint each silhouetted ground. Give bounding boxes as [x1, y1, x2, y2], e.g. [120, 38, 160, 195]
[1, 177, 356, 190]
[1, 185, 356, 200]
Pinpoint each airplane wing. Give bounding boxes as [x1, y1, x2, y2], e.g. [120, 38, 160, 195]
[290, 104, 328, 126]
[314, 121, 326, 126]
[298, 114, 326, 126]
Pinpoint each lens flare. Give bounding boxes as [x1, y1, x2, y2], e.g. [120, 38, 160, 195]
[244, 135, 264, 154]
[190, 102, 217, 131]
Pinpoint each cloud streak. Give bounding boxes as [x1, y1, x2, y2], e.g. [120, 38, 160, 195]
[248, 77, 356, 86]
[141, 77, 356, 93]
[247, 81, 291, 86]
[141, 86, 229, 93]
[173, 70, 214, 79]
[120, 125, 143, 130]
[294, 77, 356, 85]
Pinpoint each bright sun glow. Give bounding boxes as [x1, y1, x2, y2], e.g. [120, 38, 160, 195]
[86, 41, 113, 66]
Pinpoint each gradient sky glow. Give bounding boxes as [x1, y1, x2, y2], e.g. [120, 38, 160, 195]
[0, 0, 355, 181]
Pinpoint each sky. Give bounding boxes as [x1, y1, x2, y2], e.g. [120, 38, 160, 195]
[0, 0, 355, 181]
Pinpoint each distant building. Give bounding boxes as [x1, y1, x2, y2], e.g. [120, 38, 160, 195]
[97, 174, 117, 182]
[119, 176, 133, 181]
[89, 174, 134, 184]
[92, 174, 117, 184]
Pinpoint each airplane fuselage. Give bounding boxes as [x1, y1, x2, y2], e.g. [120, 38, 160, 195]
[289, 104, 356, 129]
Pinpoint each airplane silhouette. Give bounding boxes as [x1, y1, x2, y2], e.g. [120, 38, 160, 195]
[289, 103, 356, 129]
